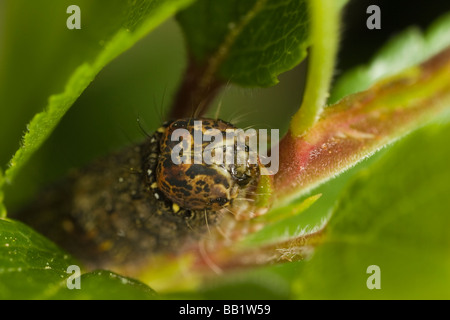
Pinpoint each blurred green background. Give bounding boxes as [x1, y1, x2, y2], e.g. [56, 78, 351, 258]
[0, 0, 448, 224]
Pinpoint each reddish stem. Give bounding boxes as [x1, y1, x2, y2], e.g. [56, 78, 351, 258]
[169, 56, 224, 119]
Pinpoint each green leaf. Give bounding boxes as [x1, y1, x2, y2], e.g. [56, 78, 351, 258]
[0, 218, 77, 299]
[295, 123, 450, 299]
[1, 0, 194, 199]
[55, 270, 156, 300]
[177, 0, 310, 87]
[329, 11, 450, 104]
[0, 218, 155, 299]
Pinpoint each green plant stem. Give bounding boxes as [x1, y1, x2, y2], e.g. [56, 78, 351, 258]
[290, 0, 341, 137]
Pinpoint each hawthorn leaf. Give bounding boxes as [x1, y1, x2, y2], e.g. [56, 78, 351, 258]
[0, 218, 155, 299]
[172, 0, 315, 118]
[177, 0, 310, 87]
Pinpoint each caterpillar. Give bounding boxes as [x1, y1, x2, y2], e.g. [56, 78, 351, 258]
[15, 117, 262, 272]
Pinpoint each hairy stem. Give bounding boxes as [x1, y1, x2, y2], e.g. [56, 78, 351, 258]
[169, 56, 224, 119]
[290, 0, 341, 137]
[275, 47, 450, 207]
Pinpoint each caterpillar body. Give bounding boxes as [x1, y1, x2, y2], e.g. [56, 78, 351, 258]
[16, 118, 262, 272]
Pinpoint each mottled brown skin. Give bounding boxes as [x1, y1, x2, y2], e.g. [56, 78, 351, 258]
[157, 118, 260, 211]
[15, 118, 260, 272]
